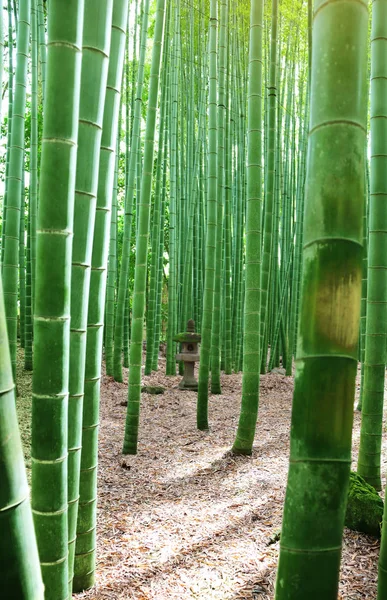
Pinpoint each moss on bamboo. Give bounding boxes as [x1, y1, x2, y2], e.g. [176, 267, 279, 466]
[345, 472, 383, 538]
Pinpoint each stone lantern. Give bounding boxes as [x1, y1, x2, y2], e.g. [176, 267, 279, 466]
[174, 319, 201, 391]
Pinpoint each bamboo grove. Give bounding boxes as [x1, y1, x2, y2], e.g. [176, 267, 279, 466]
[0, 0, 385, 597]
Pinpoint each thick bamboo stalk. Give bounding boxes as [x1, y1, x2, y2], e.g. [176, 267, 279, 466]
[357, 0, 387, 492]
[73, 1, 128, 589]
[0, 274, 44, 599]
[67, 1, 113, 591]
[275, 0, 368, 596]
[31, 2, 84, 597]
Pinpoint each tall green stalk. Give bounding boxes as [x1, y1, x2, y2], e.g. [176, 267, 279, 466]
[378, 13, 387, 569]
[31, 2, 84, 598]
[67, 0, 112, 591]
[30, 0, 38, 312]
[0, 0, 3, 127]
[145, 39, 169, 375]
[357, 165, 369, 411]
[378, 6, 387, 552]
[197, 0, 218, 430]
[152, 98, 169, 371]
[123, 0, 166, 455]
[275, 0, 368, 596]
[104, 165, 117, 376]
[210, 0, 227, 394]
[37, 0, 46, 98]
[73, 0, 128, 589]
[25, 207, 32, 370]
[260, 0, 278, 373]
[357, 0, 387, 492]
[165, 0, 179, 376]
[19, 169, 25, 350]
[223, 38, 232, 376]
[232, 0, 263, 455]
[2, 0, 30, 377]
[113, 0, 150, 383]
[0, 274, 44, 599]
[1, 0, 14, 268]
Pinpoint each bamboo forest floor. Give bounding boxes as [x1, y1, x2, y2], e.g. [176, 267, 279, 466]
[16, 347, 384, 599]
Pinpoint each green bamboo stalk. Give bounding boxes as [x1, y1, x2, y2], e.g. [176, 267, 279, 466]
[275, 0, 368, 595]
[287, 72, 306, 372]
[25, 206, 32, 370]
[152, 98, 169, 371]
[37, 0, 46, 99]
[292, 86, 309, 354]
[165, 0, 179, 376]
[0, 0, 3, 127]
[131, 0, 139, 148]
[179, 49, 208, 372]
[231, 66, 241, 369]
[73, 1, 128, 589]
[136, 128, 142, 236]
[378, 7, 387, 556]
[210, 0, 227, 395]
[123, 22, 131, 371]
[234, 76, 246, 373]
[177, 72, 185, 343]
[67, 1, 113, 591]
[31, 2, 84, 597]
[19, 167, 25, 350]
[179, 5, 195, 335]
[268, 252, 293, 373]
[260, 0, 278, 373]
[1, 0, 13, 268]
[2, 0, 30, 377]
[232, 0, 263, 454]
[357, 0, 387, 491]
[145, 33, 169, 375]
[13, 0, 17, 32]
[0, 274, 44, 599]
[197, 0, 218, 429]
[135, 0, 144, 241]
[30, 0, 38, 311]
[113, 0, 150, 383]
[104, 157, 118, 377]
[123, 299, 130, 367]
[197, 144, 205, 333]
[223, 33, 232, 376]
[357, 161, 369, 411]
[123, 0, 166, 455]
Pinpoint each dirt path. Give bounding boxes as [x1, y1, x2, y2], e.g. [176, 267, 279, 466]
[72, 358, 381, 600]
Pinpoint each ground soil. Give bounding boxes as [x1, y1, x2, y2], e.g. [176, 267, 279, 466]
[16, 349, 383, 599]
